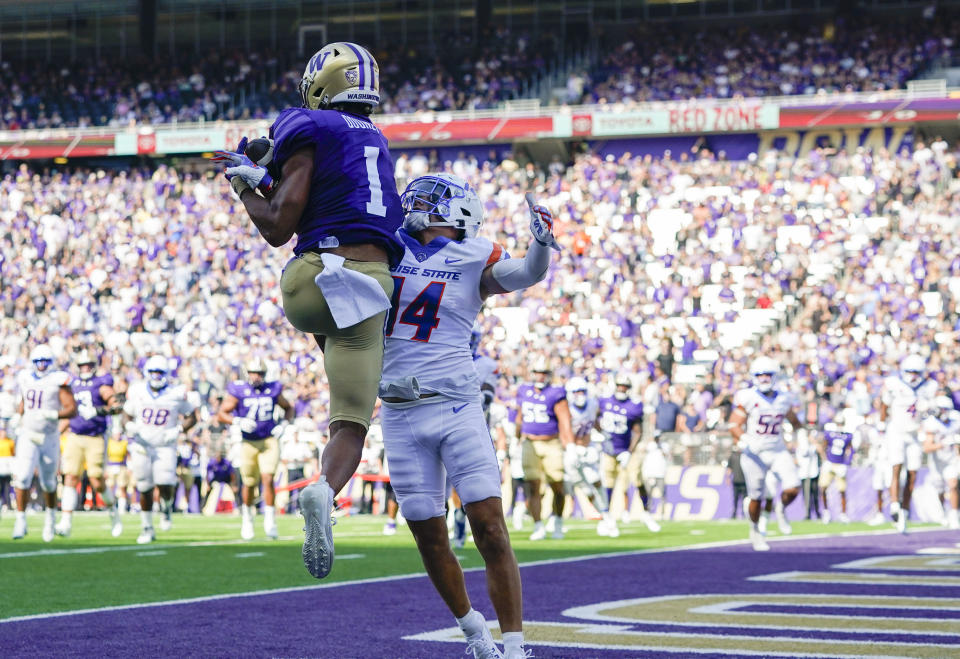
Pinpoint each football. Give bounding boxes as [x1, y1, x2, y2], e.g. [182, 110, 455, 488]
[244, 137, 274, 166]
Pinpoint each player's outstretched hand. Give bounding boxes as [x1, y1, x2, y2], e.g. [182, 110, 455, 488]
[212, 137, 274, 195]
[525, 193, 560, 251]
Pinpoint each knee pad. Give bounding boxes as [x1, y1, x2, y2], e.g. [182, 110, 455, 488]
[136, 480, 155, 494]
[399, 493, 443, 522]
[12, 475, 32, 491]
[38, 472, 58, 493]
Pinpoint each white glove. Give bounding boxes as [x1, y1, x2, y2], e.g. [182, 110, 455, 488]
[162, 425, 183, 444]
[271, 421, 289, 438]
[38, 409, 59, 421]
[616, 451, 631, 468]
[78, 404, 98, 420]
[525, 193, 561, 252]
[237, 417, 258, 434]
[402, 209, 432, 233]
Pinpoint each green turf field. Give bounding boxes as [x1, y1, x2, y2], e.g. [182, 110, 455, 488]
[0, 511, 916, 620]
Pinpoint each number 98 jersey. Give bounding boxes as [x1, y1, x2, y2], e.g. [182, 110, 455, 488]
[123, 381, 196, 446]
[381, 229, 509, 400]
[734, 386, 798, 452]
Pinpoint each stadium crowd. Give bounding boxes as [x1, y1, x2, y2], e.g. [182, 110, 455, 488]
[1, 129, 959, 532]
[1, 13, 956, 130]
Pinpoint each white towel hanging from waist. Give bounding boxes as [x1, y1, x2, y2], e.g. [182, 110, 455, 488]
[313, 253, 391, 329]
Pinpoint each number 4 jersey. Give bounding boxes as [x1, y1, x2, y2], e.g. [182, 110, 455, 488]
[734, 386, 799, 452]
[269, 107, 404, 266]
[123, 381, 196, 446]
[380, 229, 510, 401]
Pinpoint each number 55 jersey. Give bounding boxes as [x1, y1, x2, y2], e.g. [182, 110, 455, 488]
[734, 386, 799, 453]
[380, 229, 509, 401]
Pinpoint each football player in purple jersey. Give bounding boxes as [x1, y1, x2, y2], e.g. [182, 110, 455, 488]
[216, 358, 295, 540]
[57, 350, 124, 538]
[213, 42, 404, 578]
[515, 358, 574, 541]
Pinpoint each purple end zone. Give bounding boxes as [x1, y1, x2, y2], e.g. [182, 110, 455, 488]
[3, 530, 959, 658]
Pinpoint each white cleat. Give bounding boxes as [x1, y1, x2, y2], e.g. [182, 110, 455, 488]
[607, 522, 620, 538]
[511, 507, 524, 531]
[838, 512, 850, 524]
[866, 511, 885, 526]
[241, 517, 255, 540]
[545, 515, 556, 534]
[300, 477, 336, 579]
[12, 517, 27, 540]
[54, 519, 72, 538]
[464, 624, 503, 659]
[551, 525, 565, 540]
[42, 518, 56, 543]
[640, 511, 661, 533]
[529, 523, 546, 541]
[159, 518, 172, 532]
[896, 510, 909, 535]
[382, 522, 397, 536]
[137, 526, 155, 544]
[822, 510, 832, 524]
[750, 528, 770, 551]
[757, 515, 768, 535]
[597, 519, 610, 536]
[776, 513, 792, 536]
[110, 508, 123, 537]
[264, 522, 278, 540]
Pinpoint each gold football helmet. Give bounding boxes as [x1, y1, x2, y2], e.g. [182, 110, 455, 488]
[299, 42, 380, 109]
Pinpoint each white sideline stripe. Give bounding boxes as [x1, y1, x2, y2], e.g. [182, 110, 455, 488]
[0, 526, 946, 624]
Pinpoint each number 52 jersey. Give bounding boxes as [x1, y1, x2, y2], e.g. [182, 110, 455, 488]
[734, 386, 799, 452]
[380, 229, 509, 401]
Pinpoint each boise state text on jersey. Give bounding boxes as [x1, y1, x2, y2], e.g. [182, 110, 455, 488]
[380, 229, 509, 401]
[270, 108, 404, 266]
[597, 397, 643, 454]
[69, 374, 114, 436]
[516, 384, 566, 436]
[226, 380, 284, 440]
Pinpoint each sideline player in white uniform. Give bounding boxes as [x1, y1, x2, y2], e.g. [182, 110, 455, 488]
[123, 356, 198, 544]
[563, 377, 615, 536]
[922, 396, 960, 529]
[880, 354, 938, 533]
[864, 423, 890, 526]
[373, 174, 556, 659]
[728, 357, 805, 551]
[11, 345, 77, 541]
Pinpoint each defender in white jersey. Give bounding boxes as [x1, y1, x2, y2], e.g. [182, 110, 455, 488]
[880, 354, 938, 533]
[376, 174, 556, 659]
[11, 345, 77, 541]
[470, 322, 499, 424]
[728, 357, 805, 551]
[922, 396, 960, 529]
[122, 356, 198, 544]
[563, 377, 615, 536]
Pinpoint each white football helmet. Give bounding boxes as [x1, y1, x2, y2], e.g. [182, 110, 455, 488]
[613, 373, 633, 400]
[900, 354, 926, 388]
[934, 395, 954, 421]
[74, 350, 97, 380]
[531, 357, 551, 390]
[30, 345, 54, 374]
[566, 376, 589, 407]
[750, 357, 780, 393]
[400, 174, 484, 238]
[299, 42, 380, 109]
[143, 355, 169, 391]
[244, 357, 267, 382]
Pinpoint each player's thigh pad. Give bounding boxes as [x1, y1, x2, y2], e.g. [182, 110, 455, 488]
[281, 255, 393, 429]
[152, 445, 179, 486]
[82, 434, 106, 479]
[61, 432, 86, 476]
[380, 402, 449, 521]
[239, 440, 264, 487]
[521, 438, 543, 482]
[527, 438, 564, 483]
[740, 448, 773, 500]
[885, 432, 908, 466]
[257, 436, 280, 477]
[819, 464, 836, 490]
[437, 401, 502, 506]
[904, 438, 923, 472]
[37, 434, 61, 492]
[129, 443, 155, 491]
[871, 463, 891, 490]
[771, 449, 801, 490]
[12, 437, 41, 489]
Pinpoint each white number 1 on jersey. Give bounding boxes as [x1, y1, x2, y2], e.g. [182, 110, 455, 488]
[364, 146, 387, 217]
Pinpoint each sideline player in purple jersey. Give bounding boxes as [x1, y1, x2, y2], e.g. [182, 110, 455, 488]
[213, 41, 404, 578]
[819, 412, 856, 524]
[216, 358, 294, 540]
[515, 359, 574, 541]
[57, 350, 124, 538]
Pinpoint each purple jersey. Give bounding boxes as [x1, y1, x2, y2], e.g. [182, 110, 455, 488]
[597, 396, 644, 455]
[68, 374, 114, 436]
[226, 380, 284, 440]
[516, 384, 566, 436]
[824, 430, 854, 465]
[270, 107, 404, 266]
[207, 457, 235, 484]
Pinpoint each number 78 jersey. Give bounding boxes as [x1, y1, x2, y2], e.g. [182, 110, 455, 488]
[734, 386, 799, 452]
[123, 381, 196, 446]
[381, 229, 509, 398]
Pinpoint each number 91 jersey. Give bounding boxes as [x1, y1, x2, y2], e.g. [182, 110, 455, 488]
[381, 229, 509, 400]
[734, 386, 798, 452]
[123, 381, 196, 446]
